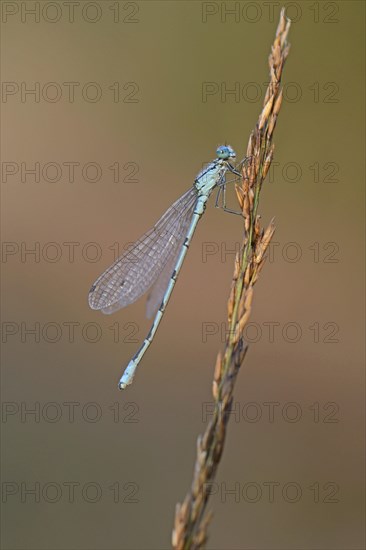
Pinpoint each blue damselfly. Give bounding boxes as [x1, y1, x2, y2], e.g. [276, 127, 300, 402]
[89, 145, 240, 389]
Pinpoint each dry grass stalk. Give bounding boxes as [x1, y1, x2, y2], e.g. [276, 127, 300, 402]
[172, 8, 291, 550]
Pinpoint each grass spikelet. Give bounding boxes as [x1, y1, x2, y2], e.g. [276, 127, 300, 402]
[172, 8, 291, 549]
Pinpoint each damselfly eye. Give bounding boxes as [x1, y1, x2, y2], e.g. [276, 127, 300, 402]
[216, 145, 236, 160]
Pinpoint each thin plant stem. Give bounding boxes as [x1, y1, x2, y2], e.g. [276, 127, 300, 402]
[172, 8, 291, 550]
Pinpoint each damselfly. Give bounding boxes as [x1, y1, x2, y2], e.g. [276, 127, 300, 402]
[89, 145, 240, 389]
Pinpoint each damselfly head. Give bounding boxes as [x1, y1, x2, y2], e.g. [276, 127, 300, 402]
[216, 145, 236, 160]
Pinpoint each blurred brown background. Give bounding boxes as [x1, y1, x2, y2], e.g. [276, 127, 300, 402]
[1, 1, 365, 549]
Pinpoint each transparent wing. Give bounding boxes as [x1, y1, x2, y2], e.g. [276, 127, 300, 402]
[145, 204, 194, 319]
[88, 187, 198, 313]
